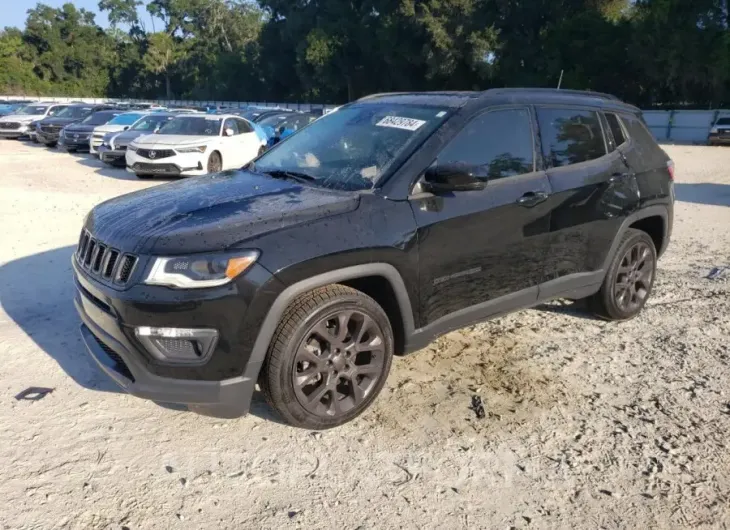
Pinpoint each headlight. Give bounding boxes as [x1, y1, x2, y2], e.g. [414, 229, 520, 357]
[176, 145, 207, 153]
[127, 144, 138, 152]
[144, 251, 259, 289]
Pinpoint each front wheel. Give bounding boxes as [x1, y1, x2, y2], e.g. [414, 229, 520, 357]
[590, 229, 657, 321]
[207, 151, 222, 173]
[260, 285, 394, 430]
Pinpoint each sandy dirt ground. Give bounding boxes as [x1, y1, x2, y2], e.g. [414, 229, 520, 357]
[0, 141, 729, 529]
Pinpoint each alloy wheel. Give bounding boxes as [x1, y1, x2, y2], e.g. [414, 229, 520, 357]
[292, 310, 386, 418]
[614, 241, 654, 313]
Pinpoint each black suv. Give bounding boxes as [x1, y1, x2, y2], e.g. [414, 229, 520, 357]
[73, 89, 674, 429]
[37, 104, 116, 147]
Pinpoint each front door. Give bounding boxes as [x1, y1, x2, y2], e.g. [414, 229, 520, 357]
[410, 106, 553, 326]
[535, 107, 639, 298]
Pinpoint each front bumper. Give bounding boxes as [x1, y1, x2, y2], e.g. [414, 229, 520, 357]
[37, 131, 61, 144]
[708, 133, 730, 145]
[72, 256, 279, 416]
[99, 145, 127, 165]
[126, 150, 206, 176]
[59, 135, 91, 151]
[90, 136, 104, 155]
[0, 125, 28, 138]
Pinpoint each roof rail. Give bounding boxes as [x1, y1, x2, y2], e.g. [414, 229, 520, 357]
[483, 87, 620, 101]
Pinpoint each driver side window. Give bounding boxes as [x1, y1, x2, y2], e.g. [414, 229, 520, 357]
[437, 108, 535, 180]
[223, 118, 239, 136]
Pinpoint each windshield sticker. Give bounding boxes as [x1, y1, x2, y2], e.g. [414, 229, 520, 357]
[436, 111, 447, 118]
[376, 116, 427, 132]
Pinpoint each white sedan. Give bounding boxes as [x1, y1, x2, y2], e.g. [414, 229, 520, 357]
[125, 114, 266, 178]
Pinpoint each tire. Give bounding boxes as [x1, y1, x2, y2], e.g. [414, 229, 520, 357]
[260, 285, 394, 430]
[207, 151, 222, 173]
[590, 228, 657, 321]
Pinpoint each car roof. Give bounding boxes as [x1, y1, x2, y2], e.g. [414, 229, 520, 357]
[357, 88, 639, 113]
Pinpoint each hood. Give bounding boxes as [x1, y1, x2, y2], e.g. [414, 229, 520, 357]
[133, 134, 216, 147]
[64, 123, 96, 134]
[1, 114, 42, 123]
[95, 124, 126, 134]
[85, 170, 360, 254]
[104, 129, 143, 146]
[39, 117, 82, 127]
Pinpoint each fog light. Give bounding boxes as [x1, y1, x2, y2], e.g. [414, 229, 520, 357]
[134, 326, 218, 363]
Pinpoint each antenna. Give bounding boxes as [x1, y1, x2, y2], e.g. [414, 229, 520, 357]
[557, 70, 564, 90]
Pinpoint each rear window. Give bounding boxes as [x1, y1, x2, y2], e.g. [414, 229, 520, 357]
[537, 108, 607, 168]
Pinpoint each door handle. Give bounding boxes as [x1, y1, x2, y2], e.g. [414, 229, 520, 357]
[516, 191, 549, 207]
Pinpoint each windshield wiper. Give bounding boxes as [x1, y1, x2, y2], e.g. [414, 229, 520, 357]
[261, 169, 318, 183]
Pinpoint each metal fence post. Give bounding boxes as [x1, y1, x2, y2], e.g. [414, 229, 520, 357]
[667, 110, 675, 141]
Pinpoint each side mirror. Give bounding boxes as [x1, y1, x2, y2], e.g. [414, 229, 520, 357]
[422, 164, 486, 193]
[123, 126, 129, 131]
[224, 128, 235, 137]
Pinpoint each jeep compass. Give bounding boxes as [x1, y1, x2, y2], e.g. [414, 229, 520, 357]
[74, 88, 674, 429]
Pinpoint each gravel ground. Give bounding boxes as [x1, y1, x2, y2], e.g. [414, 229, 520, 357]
[0, 141, 729, 530]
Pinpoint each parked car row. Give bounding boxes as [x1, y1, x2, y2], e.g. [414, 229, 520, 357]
[0, 102, 320, 179]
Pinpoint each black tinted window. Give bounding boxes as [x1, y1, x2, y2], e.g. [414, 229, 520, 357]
[716, 118, 730, 126]
[438, 108, 534, 179]
[537, 108, 606, 167]
[605, 113, 626, 147]
[236, 118, 253, 133]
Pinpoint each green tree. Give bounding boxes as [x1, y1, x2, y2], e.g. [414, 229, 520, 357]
[143, 31, 181, 99]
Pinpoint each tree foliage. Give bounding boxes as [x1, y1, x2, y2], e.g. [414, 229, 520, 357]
[1, 0, 730, 107]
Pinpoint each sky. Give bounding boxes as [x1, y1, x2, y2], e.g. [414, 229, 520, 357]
[4, 0, 158, 30]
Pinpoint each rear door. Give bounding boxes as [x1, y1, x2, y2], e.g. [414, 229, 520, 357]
[536, 106, 639, 298]
[411, 106, 554, 325]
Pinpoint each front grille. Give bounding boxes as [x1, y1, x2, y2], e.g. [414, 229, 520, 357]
[93, 335, 135, 382]
[133, 163, 180, 175]
[0, 122, 21, 130]
[41, 125, 63, 134]
[117, 255, 137, 283]
[77, 229, 137, 286]
[137, 148, 175, 160]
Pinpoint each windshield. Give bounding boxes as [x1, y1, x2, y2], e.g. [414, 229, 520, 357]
[158, 116, 222, 136]
[131, 115, 174, 131]
[240, 110, 266, 121]
[716, 118, 730, 126]
[16, 105, 48, 116]
[82, 112, 119, 125]
[254, 103, 451, 191]
[55, 106, 95, 119]
[108, 113, 144, 126]
[257, 113, 291, 127]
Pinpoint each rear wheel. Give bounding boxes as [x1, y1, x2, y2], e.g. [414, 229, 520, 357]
[260, 285, 394, 430]
[207, 151, 222, 173]
[590, 229, 657, 321]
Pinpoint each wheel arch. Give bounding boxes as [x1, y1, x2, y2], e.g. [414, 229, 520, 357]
[601, 205, 670, 271]
[247, 264, 415, 370]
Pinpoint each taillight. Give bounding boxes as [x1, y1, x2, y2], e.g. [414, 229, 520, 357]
[667, 160, 675, 181]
